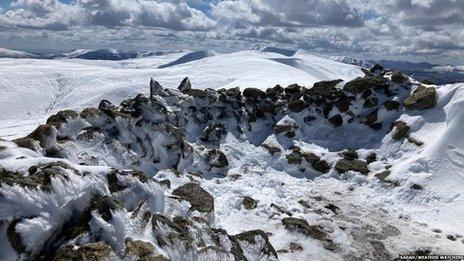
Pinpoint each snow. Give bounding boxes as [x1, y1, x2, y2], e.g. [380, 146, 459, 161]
[0, 50, 363, 139]
[1, 48, 464, 259]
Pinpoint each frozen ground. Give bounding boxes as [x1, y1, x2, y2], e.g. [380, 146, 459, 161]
[1, 50, 464, 260]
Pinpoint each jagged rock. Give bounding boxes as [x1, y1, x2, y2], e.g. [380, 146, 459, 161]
[274, 117, 298, 137]
[340, 149, 358, 160]
[391, 71, 408, 84]
[325, 204, 339, 214]
[286, 152, 302, 165]
[27, 124, 57, 148]
[151, 214, 193, 246]
[53, 242, 116, 261]
[178, 77, 192, 92]
[243, 196, 257, 210]
[80, 107, 101, 119]
[329, 115, 343, 127]
[411, 184, 423, 190]
[288, 99, 306, 112]
[243, 87, 266, 100]
[335, 96, 352, 112]
[172, 182, 214, 213]
[384, 100, 400, 111]
[205, 149, 229, 168]
[366, 152, 377, 164]
[282, 217, 329, 241]
[364, 110, 378, 126]
[233, 230, 278, 259]
[150, 78, 168, 98]
[301, 151, 331, 173]
[392, 121, 409, 140]
[404, 86, 437, 110]
[375, 170, 391, 182]
[125, 239, 161, 259]
[13, 137, 40, 151]
[46, 110, 79, 128]
[311, 79, 343, 100]
[370, 64, 385, 75]
[289, 242, 304, 252]
[186, 88, 207, 98]
[335, 159, 369, 175]
[7, 219, 26, 254]
[343, 76, 388, 94]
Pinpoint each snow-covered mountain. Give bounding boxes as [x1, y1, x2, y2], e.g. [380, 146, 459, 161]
[1, 50, 464, 260]
[0, 47, 39, 58]
[323, 55, 374, 69]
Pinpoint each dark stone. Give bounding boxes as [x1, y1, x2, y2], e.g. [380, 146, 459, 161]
[366, 152, 377, 164]
[340, 150, 358, 160]
[370, 64, 385, 75]
[329, 115, 343, 127]
[243, 196, 257, 210]
[282, 217, 329, 241]
[13, 137, 40, 151]
[411, 184, 423, 190]
[391, 71, 408, 84]
[363, 97, 378, 108]
[325, 204, 339, 214]
[288, 99, 306, 112]
[46, 110, 79, 128]
[205, 149, 229, 168]
[343, 76, 388, 94]
[392, 121, 409, 140]
[243, 88, 266, 100]
[125, 239, 156, 258]
[27, 124, 57, 148]
[285, 84, 301, 94]
[384, 100, 400, 111]
[7, 219, 26, 254]
[335, 97, 352, 113]
[335, 159, 369, 175]
[186, 89, 206, 98]
[301, 152, 331, 173]
[364, 110, 378, 125]
[375, 171, 391, 181]
[404, 86, 437, 110]
[286, 152, 302, 165]
[261, 143, 281, 155]
[172, 183, 214, 213]
[311, 79, 343, 100]
[53, 242, 115, 261]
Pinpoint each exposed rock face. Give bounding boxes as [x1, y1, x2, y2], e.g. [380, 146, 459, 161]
[243, 196, 258, 210]
[282, 217, 329, 242]
[178, 77, 192, 92]
[172, 182, 214, 213]
[344, 76, 387, 94]
[404, 86, 437, 110]
[46, 110, 79, 128]
[53, 242, 117, 261]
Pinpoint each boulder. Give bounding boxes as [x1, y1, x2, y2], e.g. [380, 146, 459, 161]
[27, 124, 57, 148]
[391, 71, 408, 84]
[301, 151, 331, 173]
[311, 79, 343, 100]
[46, 110, 79, 128]
[13, 137, 40, 152]
[233, 230, 277, 259]
[288, 99, 306, 112]
[335, 159, 369, 175]
[282, 217, 328, 241]
[243, 88, 266, 100]
[261, 143, 281, 155]
[384, 100, 400, 111]
[392, 121, 409, 140]
[53, 242, 116, 261]
[370, 64, 385, 75]
[340, 149, 358, 160]
[363, 97, 378, 108]
[243, 196, 258, 210]
[404, 86, 437, 110]
[343, 76, 388, 94]
[150, 78, 168, 98]
[365, 152, 377, 164]
[172, 182, 214, 213]
[205, 149, 229, 168]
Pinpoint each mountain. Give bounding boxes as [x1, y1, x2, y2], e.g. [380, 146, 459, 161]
[158, 50, 216, 68]
[1, 49, 464, 260]
[0, 47, 39, 58]
[323, 55, 374, 68]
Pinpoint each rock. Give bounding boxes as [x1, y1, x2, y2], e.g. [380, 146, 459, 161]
[392, 121, 409, 140]
[261, 143, 281, 155]
[172, 182, 214, 213]
[375, 171, 390, 181]
[186, 89, 207, 98]
[243, 88, 266, 100]
[335, 97, 352, 112]
[150, 78, 168, 98]
[329, 115, 343, 127]
[311, 79, 343, 100]
[80, 107, 101, 119]
[370, 64, 385, 75]
[289, 242, 303, 252]
[288, 99, 306, 112]
[46, 110, 79, 128]
[324, 204, 339, 214]
[7, 219, 26, 254]
[125, 239, 157, 258]
[366, 152, 377, 164]
[411, 184, 423, 190]
[200, 122, 226, 143]
[243, 196, 257, 210]
[233, 230, 278, 259]
[301, 152, 331, 173]
[384, 100, 400, 111]
[13, 137, 40, 151]
[391, 71, 408, 84]
[27, 124, 57, 148]
[407, 136, 424, 146]
[343, 76, 388, 94]
[53, 242, 115, 261]
[205, 149, 229, 168]
[364, 110, 378, 126]
[404, 86, 437, 110]
[286, 152, 302, 165]
[340, 149, 358, 160]
[335, 159, 369, 175]
[178, 77, 192, 92]
[282, 217, 328, 241]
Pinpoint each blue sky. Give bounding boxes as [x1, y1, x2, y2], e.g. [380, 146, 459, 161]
[0, 0, 463, 65]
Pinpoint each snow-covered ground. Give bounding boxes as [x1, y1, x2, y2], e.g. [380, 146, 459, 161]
[1, 49, 464, 260]
[0, 50, 363, 139]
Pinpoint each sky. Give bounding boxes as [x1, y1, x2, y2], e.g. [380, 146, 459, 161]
[0, 0, 463, 65]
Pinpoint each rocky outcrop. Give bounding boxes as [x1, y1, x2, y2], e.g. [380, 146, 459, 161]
[172, 182, 214, 213]
[404, 86, 437, 110]
[335, 159, 369, 175]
